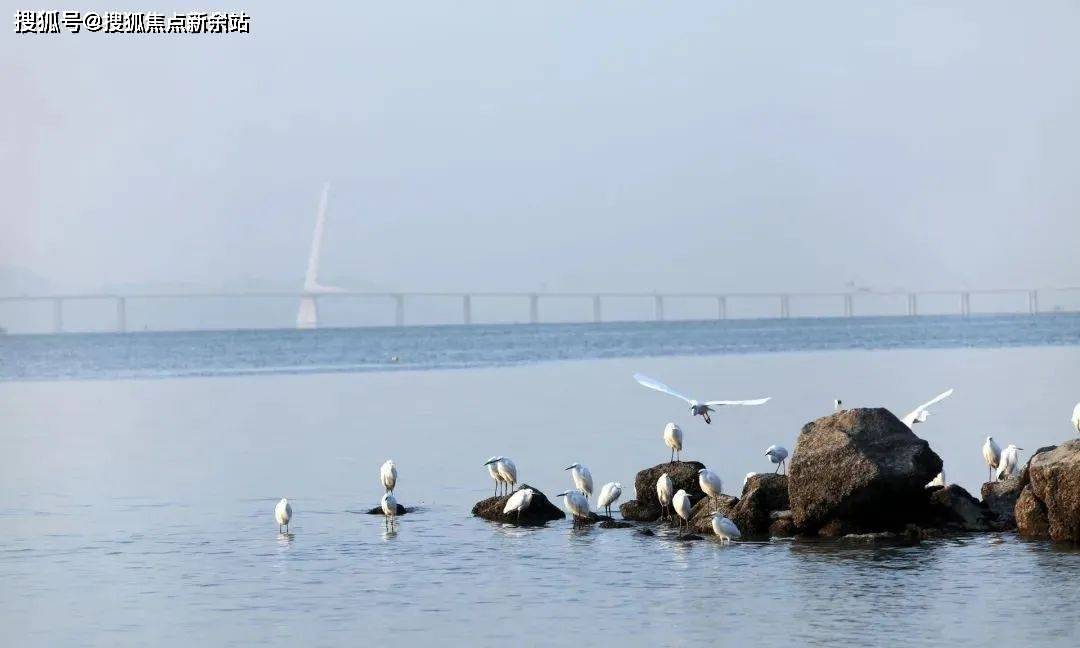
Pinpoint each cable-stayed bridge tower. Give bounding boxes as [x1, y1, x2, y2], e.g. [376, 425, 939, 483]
[296, 182, 343, 329]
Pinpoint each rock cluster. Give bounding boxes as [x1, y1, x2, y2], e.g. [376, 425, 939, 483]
[471, 484, 565, 526]
[1015, 441, 1080, 543]
[619, 461, 705, 522]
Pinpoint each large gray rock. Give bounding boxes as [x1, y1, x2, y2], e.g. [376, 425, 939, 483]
[472, 484, 565, 526]
[789, 408, 943, 534]
[619, 461, 706, 522]
[1015, 440, 1080, 542]
[981, 476, 1023, 530]
[927, 485, 993, 532]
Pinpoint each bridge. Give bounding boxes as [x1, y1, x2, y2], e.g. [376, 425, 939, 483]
[0, 287, 1076, 334]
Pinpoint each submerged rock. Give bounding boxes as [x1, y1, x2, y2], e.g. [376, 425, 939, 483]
[927, 484, 993, 532]
[789, 408, 942, 534]
[981, 476, 1023, 530]
[599, 520, 634, 529]
[1015, 440, 1080, 542]
[365, 504, 410, 515]
[619, 461, 706, 522]
[471, 484, 565, 526]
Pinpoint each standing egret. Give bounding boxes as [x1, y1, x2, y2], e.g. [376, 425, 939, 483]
[997, 445, 1023, 481]
[503, 488, 535, 524]
[381, 492, 398, 528]
[656, 473, 674, 520]
[672, 489, 693, 532]
[742, 472, 757, 491]
[834, 399, 843, 412]
[711, 514, 741, 543]
[380, 460, 398, 494]
[274, 497, 292, 534]
[483, 456, 505, 496]
[565, 463, 593, 499]
[664, 423, 684, 463]
[697, 469, 724, 513]
[497, 457, 518, 494]
[597, 482, 623, 517]
[633, 373, 770, 424]
[765, 445, 789, 474]
[1072, 402, 1080, 435]
[983, 436, 1001, 482]
[557, 489, 590, 525]
[927, 471, 947, 488]
[901, 389, 954, 428]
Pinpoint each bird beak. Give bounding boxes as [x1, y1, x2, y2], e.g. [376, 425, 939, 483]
[564, 466, 573, 470]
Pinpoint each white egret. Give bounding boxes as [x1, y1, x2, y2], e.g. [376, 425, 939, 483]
[656, 473, 674, 520]
[711, 514, 741, 543]
[927, 471, 947, 488]
[901, 388, 954, 428]
[765, 445, 789, 474]
[274, 497, 292, 534]
[381, 492, 398, 528]
[672, 489, 693, 532]
[982, 436, 1001, 482]
[697, 469, 724, 513]
[1072, 402, 1080, 435]
[557, 489, 591, 525]
[664, 422, 684, 463]
[497, 457, 518, 494]
[834, 399, 843, 412]
[597, 482, 623, 517]
[997, 445, 1023, 481]
[565, 463, 593, 499]
[633, 373, 770, 424]
[742, 472, 757, 491]
[380, 459, 398, 494]
[503, 488, 535, 524]
[483, 456, 504, 496]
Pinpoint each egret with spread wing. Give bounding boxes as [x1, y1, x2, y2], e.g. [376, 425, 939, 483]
[633, 373, 770, 424]
[901, 389, 954, 428]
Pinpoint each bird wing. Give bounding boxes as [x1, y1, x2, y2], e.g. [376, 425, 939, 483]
[902, 388, 954, 423]
[634, 373, 695, 404]
[704, 397, 771, 407]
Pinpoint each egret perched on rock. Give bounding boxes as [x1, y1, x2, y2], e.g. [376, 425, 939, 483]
[483, 456, 504, 496]
[663, 423, 684, 463]
[901, 389, 954, 428]
[834, 399, 843, 412]
[765, 445, 789, 474]
[1072, 402, 1080, 435]
[497, 457, 517, 494]
[633, 373, 770, 424]
[672, 489, 693, 532]
[927, 471, 947, 488]
[380, 460, 398, 494]
[656, 473, 674, 520]
[557, 489, 590, 525]
[711, 514, 741, 543]
[742, 472, 757, 492]
[983, 436, 1001, 482]
[997, 444, 1023, 481]
[381, 492, 398, 528]
[503, 487, 534, 524]
[565, 463, 593, 499]
[274, 497, 292, 534]
[597, 482, 622, 517]
[698, 469, 724, 513]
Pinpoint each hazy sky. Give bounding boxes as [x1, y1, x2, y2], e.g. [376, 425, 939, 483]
[3, 1, 1079, 293]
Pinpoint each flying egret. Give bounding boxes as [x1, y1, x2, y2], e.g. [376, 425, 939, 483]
[656, 473, 674, 520]
[497, 457, 518, 494]
[997, 445, 1023, 481]
[503, 488, 535, 524]
[557, 489, 590, 525]
[1072, 402, 1080, 435]
[565, 463, 593, 499]
[983, 436, 1001, 482]
[597, 482, 623, 517]
[901, 389, 954, 428]
[274, 497, 292, 534]
[672, 489, 693, 532]
[765, 445, 789, 474]
[834, 399, 843, 412]
[697, 469, 724, 513]
[711, 514, 741, 543]
[664, 423, 684, 463]
[380, 460, 398, 494]
[381, 492, 398, 528]
[633, 373, 770, 424]
[483, 456, 504, 496]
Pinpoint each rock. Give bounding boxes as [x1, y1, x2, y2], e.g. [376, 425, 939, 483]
[769, 516, 797, 537]
[1019, 445, 1058, 486]
[732, 474, 790, 536]
[1015, 485, 1050, 538]
[1016, 440, 1080, 542]
[635, 528, 655, 537]
[789, 408, 943, 534]
[981, 476, 1023, 529]
[675, 533, 703, 542]
[599, 520, 634, 529]
[927, 484, 992, 531]
[742, 473, 790, 509]
[471, 484, 565, 526]
[619, 461, 706, 522]
[365, 504, 410, 515]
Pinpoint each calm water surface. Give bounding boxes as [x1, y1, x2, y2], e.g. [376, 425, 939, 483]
[2, 317, 1079, 646]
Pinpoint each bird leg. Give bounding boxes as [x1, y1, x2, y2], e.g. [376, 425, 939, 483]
[670, 448, 675, 463]
[703, 412, 712, 424]
[774, 463, 780, 474]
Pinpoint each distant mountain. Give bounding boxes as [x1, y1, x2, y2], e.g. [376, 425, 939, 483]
[0, 265, 53, 295]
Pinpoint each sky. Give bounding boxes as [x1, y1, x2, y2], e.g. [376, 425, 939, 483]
[2, 1, 1079, 295]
